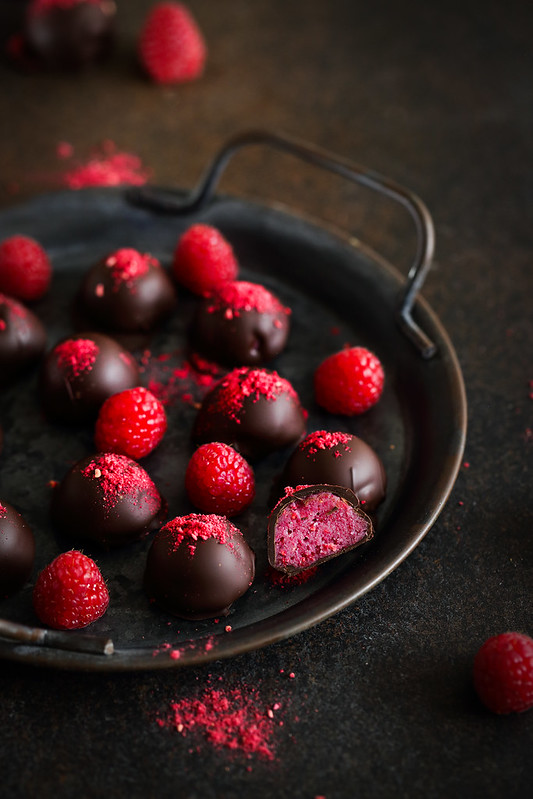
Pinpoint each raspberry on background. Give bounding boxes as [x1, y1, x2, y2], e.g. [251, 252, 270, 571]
[173, 224, 239, 296]
[0, 234, 52, 301]
[33, 550, 109, 630]
[95, 386, 167, 460]
[185, 442, 255, 516]
[314, 345, 384, 415]
[473, 632, 533, 714]
[138, 2, 206, 85]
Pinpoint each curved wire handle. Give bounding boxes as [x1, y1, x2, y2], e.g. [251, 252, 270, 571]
[128, 130, 437, 358]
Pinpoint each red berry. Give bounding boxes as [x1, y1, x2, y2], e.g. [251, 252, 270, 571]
[33, 550, 109, 630]
[95, 386, 167, 459]
[314, 346, 384, 415]
[185, 442, 255, 516]
[173, 224, 239, 296]
[0, 234, 52, 301]
[138, 2, 206, 85]
[473, 632, 533, 714]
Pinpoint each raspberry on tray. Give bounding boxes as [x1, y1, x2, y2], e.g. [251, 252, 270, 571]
[314, 345, 384, 415]
[185, 442, 255, 517]
[95, 386, 168, 460]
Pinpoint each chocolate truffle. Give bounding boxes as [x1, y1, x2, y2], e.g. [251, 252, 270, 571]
[144, 514, 255, 620]
[190, 280, 291, 366]
[268, 485, 373, 574]
[40, 332, 139, 422]
[0, 293, 46, 384]
[193, 367, 307, 460]
[79, 248, 177, 333]
[0, 501, 36, 597]
[280, 430, 386, 511]
[24, 0, 116, 69]
[51, 452, 166, 547]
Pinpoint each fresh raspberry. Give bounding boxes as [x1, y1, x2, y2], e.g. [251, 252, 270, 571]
[314, 345, 384, 415]
[0, 234, 52, 301]
[95, 386, 167, 459]
[473, 632, 533, 714]
[185, 442, 255, 516]
[173, 224, 238, 296]
[138, 2, 206, 85]
[33, 550, 109, 630]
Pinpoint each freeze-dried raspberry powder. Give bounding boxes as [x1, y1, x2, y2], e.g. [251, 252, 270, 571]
[210, 368, 299, 421]
[104, 248, 153, 290]
[301, 430, 353, 455]
[55, 338, 98, 378]
[266, 565, 318, 587]
[139, 348, 223, 408]
[157, 684, 281, 760]
[80, 453, 160, 513]
[0, 503, 7, 518]
[160, 513, 234, 553]
[63, 146, 150, 189]
[206, 281, 291, 317]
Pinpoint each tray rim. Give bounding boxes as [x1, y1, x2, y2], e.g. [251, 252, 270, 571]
[0, 188, 467, 671]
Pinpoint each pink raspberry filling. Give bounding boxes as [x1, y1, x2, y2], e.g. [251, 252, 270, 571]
[272, 490, 371, 571]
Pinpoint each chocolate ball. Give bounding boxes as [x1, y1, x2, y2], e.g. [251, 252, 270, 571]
[40, 331, 140, 422]
[51, 452, 166, 547]
[268, 485, 373, 573]
[79, 248, 177, 333]
[24, 0, 116, 69]
[144, 514, 255, 620]
[193, 367, 307, 460]
[0, 293, 46, 385]
[190, 280, 291, 366]
[0, 501, 36, 597]
[280, 430, 386, 511]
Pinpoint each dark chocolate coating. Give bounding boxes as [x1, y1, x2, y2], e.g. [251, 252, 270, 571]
[79, 256, 177, 333]
[144, 516, 255, 620]
[25, 1, 116, 69]
[51, 453, 166, 547]
[0, 501, 36, 597]
[40, 331, 139, 423]
[193, 369, 307, 460]
[268, 484, 373, 574]
[0, 294, 46, 385]
[280, 432, 387, 511]
[190, 296, 290, 366]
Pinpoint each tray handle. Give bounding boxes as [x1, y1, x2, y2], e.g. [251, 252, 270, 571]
[129, 130, 437, 358]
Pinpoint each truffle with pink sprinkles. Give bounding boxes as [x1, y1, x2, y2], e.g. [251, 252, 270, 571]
[268, 485, 373, 573]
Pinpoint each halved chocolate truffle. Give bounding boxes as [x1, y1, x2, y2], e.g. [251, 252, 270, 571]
[0, 501, 36, 597]
[0, 293, 46, 384]
[144, 514, 255, 620]
[190, 280, 291, 366]
[193, 367, 306, 460]
[280, 430, 386, 511]
[268, 485, 373, 574]
[24, 0, 117, 69]
[79, 247, 177, 333]
[51, 452, 166, 547]
[40, 331, 139, 422]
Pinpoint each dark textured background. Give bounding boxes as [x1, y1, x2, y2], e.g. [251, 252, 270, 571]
[0, 1, 531, 797]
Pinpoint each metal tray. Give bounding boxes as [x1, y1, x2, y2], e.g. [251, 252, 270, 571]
[0, 131, 467, 670]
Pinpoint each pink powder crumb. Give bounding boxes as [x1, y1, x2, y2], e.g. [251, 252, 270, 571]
[55, 338, 98, 378]
[104, 248, 153, 289]
[56, 141, 74, 159]
[80, 452, 160, 512]
[157, 683, 282, 760]
[139, 348, 224, 408]
[62, 141, 150, 189]
[206, 281, 291, 317]
[266, 565, 318, 587]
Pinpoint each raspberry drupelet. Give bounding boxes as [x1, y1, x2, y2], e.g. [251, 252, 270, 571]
[314, 345, 384, 415]
[95, 386, 167, 459]
[138, 2, 206, 85]
[185, 442, 255, 516]
[173, 224, 238, 296]
[33, 550, 109, 630]
[0, 234, 52, 301]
